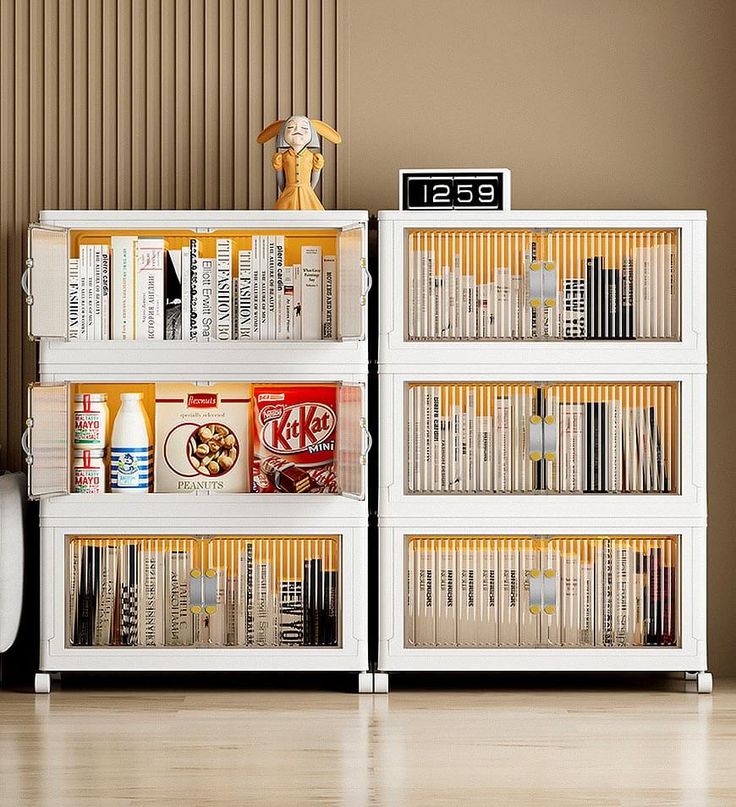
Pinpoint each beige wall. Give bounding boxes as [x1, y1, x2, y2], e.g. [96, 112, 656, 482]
[1, 0, 735, 674]
[347, 0, 736, 674]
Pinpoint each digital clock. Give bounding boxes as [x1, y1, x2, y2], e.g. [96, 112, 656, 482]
[399, 169, 511, 211]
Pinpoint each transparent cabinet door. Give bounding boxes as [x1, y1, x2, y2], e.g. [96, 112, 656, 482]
[25, 382, 70, 499]
[65, 534, 342, 648]
[26, 224, 70, 339]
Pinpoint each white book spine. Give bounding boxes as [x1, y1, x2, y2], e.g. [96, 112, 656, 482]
[100, 245, 110, 340]
[68, 258, 80, 339]
[283, 264, 294, 339]
[237, 249, 252, 339]
[78, 247, 87, 340]
[93, 244, 102, 340]
[300, 246, 322, 340]
[199, 258, 214, 342]
[252, 237, 262, 340]
[274, 236, 285, 340]
[136, 238, 165, 340]
[180, 245, 191, 341]
[112, 236, 137, 340]
[292, 264, 303, 339]
[215, 238, 232, 340]
[322, 254, 336, 339]
[267, 236, 276, 340]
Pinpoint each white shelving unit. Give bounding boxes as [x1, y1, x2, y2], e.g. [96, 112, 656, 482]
[376, 210, 710, 694]
[24, 210, 373, 694]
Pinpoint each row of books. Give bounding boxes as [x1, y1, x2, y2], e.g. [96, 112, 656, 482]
[405, 536, 678, 648]
[407, 383, 677, 494]
[68, 236, 337, 341]
[407, 229, 679, 340]
[67, 537, 340, 647]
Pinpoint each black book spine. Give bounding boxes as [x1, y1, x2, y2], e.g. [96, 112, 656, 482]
[74, 545, 100, 646]
[303, 560, 313, 646]
[606, 268, 620, 340]
[622, 256, 634, 339]
[324, 571, 338, 647]
[649, 407, 668, 492]
[647, 546, 662, 645]
[310, 558, 324, 646]
[599, 402, 608, 492]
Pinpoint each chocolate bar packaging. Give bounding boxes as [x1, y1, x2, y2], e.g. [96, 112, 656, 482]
[154, 382, 250, 492]
[252, 384, 337, 493]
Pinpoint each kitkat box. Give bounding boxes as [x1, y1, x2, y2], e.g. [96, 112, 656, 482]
[252, 384, 337, 493]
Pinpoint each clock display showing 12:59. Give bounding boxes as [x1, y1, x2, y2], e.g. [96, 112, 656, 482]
[399, 169, 511, 211]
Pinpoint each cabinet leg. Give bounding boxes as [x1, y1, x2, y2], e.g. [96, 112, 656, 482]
[696, 672, 713, 694]
[34, 673, 51, 694]
[373, 672, 389, 694]
[358, 672, 373, 694]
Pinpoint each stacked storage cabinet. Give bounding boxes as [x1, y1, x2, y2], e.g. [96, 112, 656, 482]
[376, 210, 709, 693]
[23, 210, 373, 693]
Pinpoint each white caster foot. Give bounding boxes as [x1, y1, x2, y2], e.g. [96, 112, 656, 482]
[34, 673, 51, 694]
[684, 671, 698, 681]
[696, 672, 713, 694]
[373, 673, 389, 694]
[358, 672, 373, 694]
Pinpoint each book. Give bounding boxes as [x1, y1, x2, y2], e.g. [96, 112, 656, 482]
[136, 238, 165, 340]
[215, 239, 232, 340]
[435, 539, 457, 645]
[165, 548, 193, 646]
[164, 249, 182, 340]
[93, 544, 118, 646]
[111, 236, 136, 340]
[300, 246, 322, 340]
[414, 539, 436, 646]
[322, 254, 336, 339]
[140, 547, 165, 646]
[68, 258, 80, 339]
[188, 239, 199, 340]
[237, 249, 252, 339]
[199, 258, 214, 342]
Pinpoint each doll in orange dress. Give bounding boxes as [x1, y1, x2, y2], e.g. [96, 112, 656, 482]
[256, 115, 342, 211]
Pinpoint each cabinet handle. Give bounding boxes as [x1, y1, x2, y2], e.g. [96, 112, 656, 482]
[360, 417, 373, 465]
[20, 425, 32, 463]
[21, 262, 32, 306]
[361, 262, 373, 306]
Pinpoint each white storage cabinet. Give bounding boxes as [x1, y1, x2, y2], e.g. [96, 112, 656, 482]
[24, 210, 373, 693]
[376, 210, 709, 694]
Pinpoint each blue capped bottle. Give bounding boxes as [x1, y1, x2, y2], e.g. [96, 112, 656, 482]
[110, 393, 153, 493]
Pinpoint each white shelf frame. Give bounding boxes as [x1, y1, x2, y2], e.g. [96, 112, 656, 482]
[379, 369, 706, 522]
[31, 209, 370, 376]
[29, 209, 372, 687]
[378, 210, 707, 369]
[376, 209, 708, 688]
[378, 524, 706, 674]
[41, 525, 368, 673]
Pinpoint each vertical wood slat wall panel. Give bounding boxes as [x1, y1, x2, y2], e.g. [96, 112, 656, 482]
[0, 0, 345, 473]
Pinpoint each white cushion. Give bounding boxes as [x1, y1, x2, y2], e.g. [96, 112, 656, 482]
[0, 472, 24, 653]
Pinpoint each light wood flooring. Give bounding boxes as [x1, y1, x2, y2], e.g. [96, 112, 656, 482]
[1, 674, 735, 806]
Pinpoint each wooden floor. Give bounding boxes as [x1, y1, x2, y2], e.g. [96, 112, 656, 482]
[1, 674, 735, 806]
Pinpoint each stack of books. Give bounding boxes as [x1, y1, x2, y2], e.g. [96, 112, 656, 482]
[405, 535, 678, 648]
[68, 236, 337, 342]
[407, 382, 676, 494]
[67, 536, 340, 647]
[407, 228, 678, 340]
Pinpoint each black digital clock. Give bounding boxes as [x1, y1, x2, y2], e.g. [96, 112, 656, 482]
[399, 169, 510, 211]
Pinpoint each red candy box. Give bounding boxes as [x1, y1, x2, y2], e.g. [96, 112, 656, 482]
[252, 384, 337, 493]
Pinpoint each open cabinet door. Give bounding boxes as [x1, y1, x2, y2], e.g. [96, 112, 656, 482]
[26, 224, 69, 339]
[25, 383, 70, 499]
[337, 224, 369, 341]
[336, 382, 370, 499]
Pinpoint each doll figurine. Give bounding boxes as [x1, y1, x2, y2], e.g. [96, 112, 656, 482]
[256, 115, 342, 211]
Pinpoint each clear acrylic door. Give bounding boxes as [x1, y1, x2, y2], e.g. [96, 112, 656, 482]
[26, 382, 70, 499]
[404, 535, 680, 649]
[27, 224, 69, 339]
[337, 382, 368, 499]
[338, 225, 367, 340]
[66, 534, 342, 648]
